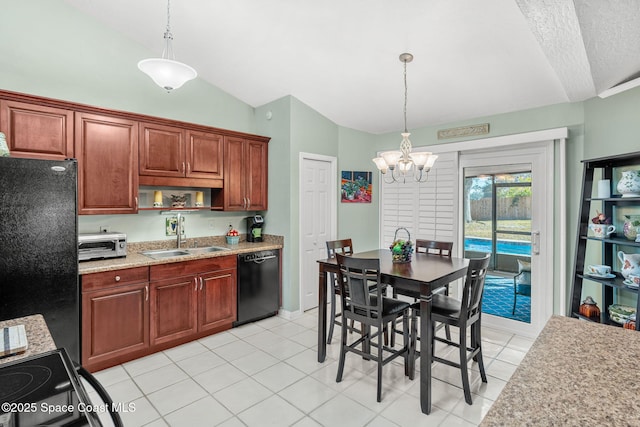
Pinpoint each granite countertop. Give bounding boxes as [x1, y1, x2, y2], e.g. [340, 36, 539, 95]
[79, 235, 283, 274]
[0, 315, 56, 365]
[481, 315, 640, 426]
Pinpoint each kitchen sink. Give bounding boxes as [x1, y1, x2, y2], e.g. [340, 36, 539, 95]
[141, 249, 191, 259]
[142, 246, 230, 259]
[186, 246, 230, 254]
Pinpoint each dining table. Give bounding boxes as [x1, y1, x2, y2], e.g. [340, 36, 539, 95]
[316, 249, 469, 414]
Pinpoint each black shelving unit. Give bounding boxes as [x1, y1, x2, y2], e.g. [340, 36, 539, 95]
[570, 151, 640, 330]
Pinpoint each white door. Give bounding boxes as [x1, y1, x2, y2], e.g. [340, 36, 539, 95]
[459, 143, 553, 337]
[299, 154, 337, 312]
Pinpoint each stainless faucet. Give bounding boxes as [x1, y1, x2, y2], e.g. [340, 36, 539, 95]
[176, 212, 185, 248]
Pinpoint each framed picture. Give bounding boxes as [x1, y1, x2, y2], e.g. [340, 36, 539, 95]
[341, 171, 372, 203]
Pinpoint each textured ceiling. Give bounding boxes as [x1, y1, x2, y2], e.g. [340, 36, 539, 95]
[63, 0, 640, 134]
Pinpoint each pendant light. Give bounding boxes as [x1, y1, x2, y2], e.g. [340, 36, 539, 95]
[373, 53, 437, 183]
[138, 0, 197, 92]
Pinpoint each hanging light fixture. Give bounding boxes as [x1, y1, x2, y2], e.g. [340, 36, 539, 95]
[373, 53, 437, 183]
[138, 0, 197, 92]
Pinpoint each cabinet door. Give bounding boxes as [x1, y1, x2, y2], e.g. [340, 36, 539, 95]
[245, 139, 268, 210]
[187, 130, 224, 179]
[150, 276, 198, 346]
[0, 100, 73, 160]
[223, 136, 248, 210]
[82, 282, 149, 370]
[75, 113, 138, 214]
[198, 269, 237, 332]
[139, 122, 185, 177]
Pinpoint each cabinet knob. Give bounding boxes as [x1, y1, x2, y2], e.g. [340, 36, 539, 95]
[114, 275, 121, 282]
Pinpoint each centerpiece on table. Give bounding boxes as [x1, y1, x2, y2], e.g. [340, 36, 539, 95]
[390, 227, 413, 263]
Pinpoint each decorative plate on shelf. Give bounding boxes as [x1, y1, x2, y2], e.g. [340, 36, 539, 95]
[586, 273, 616, 279]
[608, 304, 636, 324]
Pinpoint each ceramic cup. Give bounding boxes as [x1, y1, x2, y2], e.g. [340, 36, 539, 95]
[588, 264, 611, 276]
[628, 274, 640, 285]
[589, 223, 615, 238]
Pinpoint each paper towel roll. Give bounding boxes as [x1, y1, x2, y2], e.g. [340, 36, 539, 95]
[598, 180, 610, 198]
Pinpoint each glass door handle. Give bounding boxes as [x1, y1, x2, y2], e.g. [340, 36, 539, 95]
[532, 231, 540, 255]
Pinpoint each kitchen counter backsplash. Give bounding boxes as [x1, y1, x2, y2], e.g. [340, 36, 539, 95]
[79, 234, 283, 274]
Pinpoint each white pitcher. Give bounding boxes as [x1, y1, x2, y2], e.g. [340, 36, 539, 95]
[617, 170, 640, 197]
[617, 251, 640, 278]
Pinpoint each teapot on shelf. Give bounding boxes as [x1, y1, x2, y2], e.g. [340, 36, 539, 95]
[617, 251, 640, 279]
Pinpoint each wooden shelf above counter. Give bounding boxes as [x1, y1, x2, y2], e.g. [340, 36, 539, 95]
[139, 175, 223, 189]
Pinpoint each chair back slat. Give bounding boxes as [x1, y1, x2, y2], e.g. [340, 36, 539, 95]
[461, 254, 491, 321]
[326, 239, 354, 293]
[415, 239, 453, 257]
[326, 239, 354, 259]
[336, 254, 381, 318]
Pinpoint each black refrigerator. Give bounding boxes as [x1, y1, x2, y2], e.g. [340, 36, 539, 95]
[0, 157, 80, 363]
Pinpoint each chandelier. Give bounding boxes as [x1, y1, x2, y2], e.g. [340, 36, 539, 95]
[372, 53, 437, 183]
[138, 0, 197, 92]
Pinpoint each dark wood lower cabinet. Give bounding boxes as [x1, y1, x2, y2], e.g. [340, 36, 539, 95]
[82, 279, 149, 372]
[149, 262, 237, 345]
[199, 269, 237, 332]
[82, 256, 238, 372]
[150, 276, 198, 346]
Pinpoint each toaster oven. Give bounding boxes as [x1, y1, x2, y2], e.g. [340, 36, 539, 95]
[78, 232, 127, 261]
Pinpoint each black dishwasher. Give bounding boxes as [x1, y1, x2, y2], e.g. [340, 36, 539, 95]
[235, 250, 280, 326]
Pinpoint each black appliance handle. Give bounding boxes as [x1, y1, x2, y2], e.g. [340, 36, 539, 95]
[76, 365, 124, 427]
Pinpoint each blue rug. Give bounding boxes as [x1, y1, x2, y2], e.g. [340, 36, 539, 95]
[482, 275, 531, 323]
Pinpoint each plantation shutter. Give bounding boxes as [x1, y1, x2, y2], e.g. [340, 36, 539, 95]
[379, 151, 459, 251]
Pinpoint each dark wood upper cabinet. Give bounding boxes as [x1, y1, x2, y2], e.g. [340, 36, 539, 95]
[0, 90, 269, 212]
[219, 136, 268, 211]
[75, 112, 139, 215]
[187, 130, 223, 179]
[139, 122, 185, 178]
[245, 139, 268, 211]
[140, 122, 224, 180]
[0, 100, 73, 160]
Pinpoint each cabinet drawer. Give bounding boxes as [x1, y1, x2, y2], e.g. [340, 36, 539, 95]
[82, 267, 150, 291]
[150, 255, 237, 281]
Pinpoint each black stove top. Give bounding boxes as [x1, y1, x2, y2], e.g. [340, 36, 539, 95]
[0, 349, 102, 426]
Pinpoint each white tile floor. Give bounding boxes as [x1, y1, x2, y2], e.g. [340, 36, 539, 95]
[88, 309, 534, 427]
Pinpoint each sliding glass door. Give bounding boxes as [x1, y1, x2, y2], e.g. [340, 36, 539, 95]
[460, 143, 552, 337]
[463, 171, 532, 323]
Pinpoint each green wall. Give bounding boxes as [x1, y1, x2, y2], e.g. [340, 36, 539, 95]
[3, 0, 640, 315]
[337, 127, 380, 251]
[0, 1, 256, 133]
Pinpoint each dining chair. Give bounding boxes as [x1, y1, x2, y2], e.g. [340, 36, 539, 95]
[325, 239, 355, 344]
[391, 239, 454, 346]
[335, 254, 411, 402]
[513, 258, 531, 314]
[408, 253, 491, 405]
